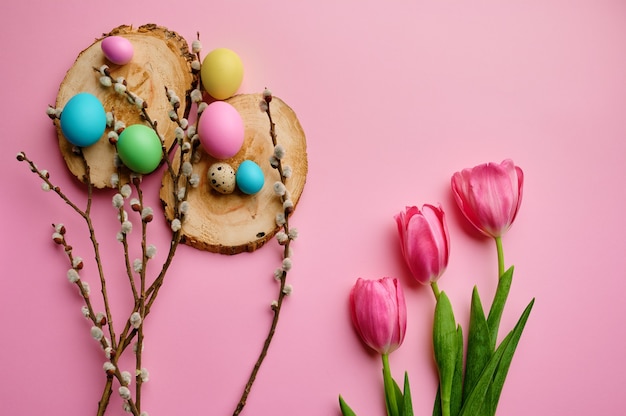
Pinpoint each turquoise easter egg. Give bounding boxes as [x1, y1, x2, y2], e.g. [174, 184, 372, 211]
[236, 160, 264, 195]
[117, 125, 163, 174]
[59, 93, 106, 147]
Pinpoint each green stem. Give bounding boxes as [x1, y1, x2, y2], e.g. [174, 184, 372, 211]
[382, 353, 399, 416]
[431, 281, 441, 300]
[495, 237, 504, 278]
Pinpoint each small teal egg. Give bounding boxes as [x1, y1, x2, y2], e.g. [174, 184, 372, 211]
[59, 93, 106, 147]
[236, 160, 264, 195]
[117, 125, 163, 174]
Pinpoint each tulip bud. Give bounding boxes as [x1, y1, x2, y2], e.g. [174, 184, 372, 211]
[451, 159, 523, 238]
[395, 204, 450, 285]
[349, 277, 407, 355]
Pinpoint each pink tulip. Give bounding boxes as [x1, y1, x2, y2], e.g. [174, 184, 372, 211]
[349, 277, 407, 355]
[451, 159, 524, 238]
[395, 205, 450, 285]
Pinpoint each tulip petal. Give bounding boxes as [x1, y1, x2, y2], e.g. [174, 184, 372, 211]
[451, 160, 523, 238]
[349, 277, 406, 354]
[391, 278, 407, 348]
[422, 205, 450, 277]
[471, 163, 515, 235]
[402, 205, 449, 284]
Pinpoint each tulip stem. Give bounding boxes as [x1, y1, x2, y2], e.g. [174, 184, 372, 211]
[495, 237, 504, 277]
[431, 281, 441, 300]
[382, 353, 400, 416]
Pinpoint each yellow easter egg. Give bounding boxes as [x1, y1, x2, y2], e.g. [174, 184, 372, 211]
[200, 48, 244, 100]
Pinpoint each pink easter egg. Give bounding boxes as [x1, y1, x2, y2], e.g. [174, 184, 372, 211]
[198, 101, 245, 159]
[101, 36, 134, 65]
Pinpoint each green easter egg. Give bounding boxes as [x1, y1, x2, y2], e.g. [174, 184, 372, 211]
[117, 125, 163, 174]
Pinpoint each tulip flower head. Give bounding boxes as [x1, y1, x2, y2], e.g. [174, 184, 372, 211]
[349, 277, 407, 355]
[451, 159, 523, 238]
[395, 204, 450, 285]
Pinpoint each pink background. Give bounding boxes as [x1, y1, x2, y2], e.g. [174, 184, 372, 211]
[2, 1, 626, 415]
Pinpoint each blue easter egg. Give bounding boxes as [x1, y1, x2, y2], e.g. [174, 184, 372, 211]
[236, 160, 264, 195]
[60, 93, 106, 147]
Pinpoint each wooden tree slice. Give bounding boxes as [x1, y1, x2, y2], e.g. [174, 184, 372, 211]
[160, 94, 308, 254]
[54, 24, 195, 188]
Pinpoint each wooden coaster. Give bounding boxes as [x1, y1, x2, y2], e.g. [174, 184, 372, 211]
[160, 94, 308, 254]
[54, 24, 195, 188]
[54, 24, 307, 253]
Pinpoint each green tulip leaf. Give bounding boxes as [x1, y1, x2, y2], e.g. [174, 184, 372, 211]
[487, 298, 535, 414]
[432, 387, 442, 416]
[403, 372, 414, 416]
[463, 286, 492, 403]
[487, 266, 514, 349]
[459, 297, 534, 416]
[433, 291, 458, 416]
[339, 395, 358, 416]
[478, 384, 495, 416]
[392, 377, 404, 416]
[451, 325, 464, 416]
[383, 354, 400, 416]
[433, 321, 463, 416]
[458, 332, 511, 416]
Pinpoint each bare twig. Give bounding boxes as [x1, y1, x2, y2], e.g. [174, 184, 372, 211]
[233, 90, 296, 416]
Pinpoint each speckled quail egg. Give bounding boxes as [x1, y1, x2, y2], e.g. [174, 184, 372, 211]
[208, 162, 236, 194]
